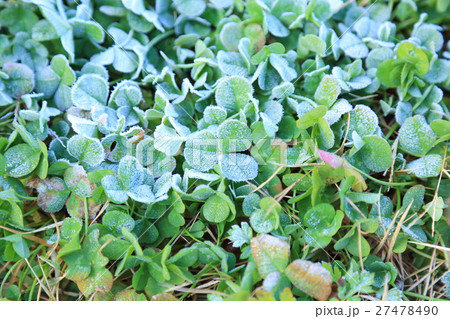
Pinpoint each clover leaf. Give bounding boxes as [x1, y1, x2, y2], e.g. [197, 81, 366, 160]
[303, 204, 344, 248]
[71, 74, 109, 110]
[398, 115, 437, 157]
[67, 135, 105, 167]
[101, 156, 155, 204]
[5, 144, 41, 178]
[215, 76, 253, 113]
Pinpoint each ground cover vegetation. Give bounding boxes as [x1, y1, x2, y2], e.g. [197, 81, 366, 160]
[0, 0, 449, 301]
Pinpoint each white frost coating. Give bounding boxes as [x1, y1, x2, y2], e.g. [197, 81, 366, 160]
[5, 144, 40, 178]
[229, 222, 253, 247]
[347, 76, 371, 90]
[395, 101, 412, 125]
[101, 175, 128, 203]
[366, 47, 394, 68]
[260, 112, 278, 137]
[71, 73, 108, 110]
[252, 234, 289, 252]
[262, 101, 283, 125]
[324, 99, 352, 125]
[217, 51, 248, 77]
[219, 153, 258, 182]
[269, 54, 297, 82]
[314, 75, 340, 107]
[295, 101, 314, 118]
[217, 119, 252, 152]
[118, 155, 145, 190]
[215, 75, 253, 113]
[184, 130, 219, 171]
[262, 271, 282, 291]
[250, 208, 276, 233]
[153, 172, 172, 198]
[360, 136, 393, 173]
[186, 169, 220, 182]
[128, 184, 155, 204]
[348, 104, 379, 138]
[339, 32, 369, 59]
[109, 80, 142, 108]
[153, 124, 185, 156]
[406, 154, 442, 178]
[203, 106, 227, 125]
[67, 134, 105, 167]
[168, 117, 191, 137]
[398, 115, 437, 157]
[251, 234, 289, 278]
[242, 193, 260, 216]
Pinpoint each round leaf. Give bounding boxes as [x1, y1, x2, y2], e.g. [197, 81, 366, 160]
[215, 76, 253, 113]
[217, 119, 252, 152]
[71, 74, 108, 110]
[399, 115, 437, 157]
[359, 136, 393, 172]
[67, 135, 105, 167]
[5, 144, 40, 178]
[219, 153, 258, 182]
[203, 195, 230, 223]
[285, 260, 332, 301]
[250, 234, 290, 278]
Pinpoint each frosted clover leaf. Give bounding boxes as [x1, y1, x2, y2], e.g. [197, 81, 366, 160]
[184, 130, 219, 172]
[406, 154, 442, 178]
[5, 144, 41, 178]
[220, 153, 258, 182]
[154, 122, 189, 156]
[136, 138, 176, 177]
[71, 74, 108, 110]
[348, 104, 379, 138]
[184, 119, 258, 182]
[203, 106, 227, 125]
[101, 156, 155, 204]
[339, 32, 369, 59]
[217, 51, 248, 77]
[217, 119, 252, 153]
[398, 115, 437, 157]
[215, 76, 253, 113]
[67, 135, 105, 167]
[358, 136, 393, 173]
[314, 75, 340, 108]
